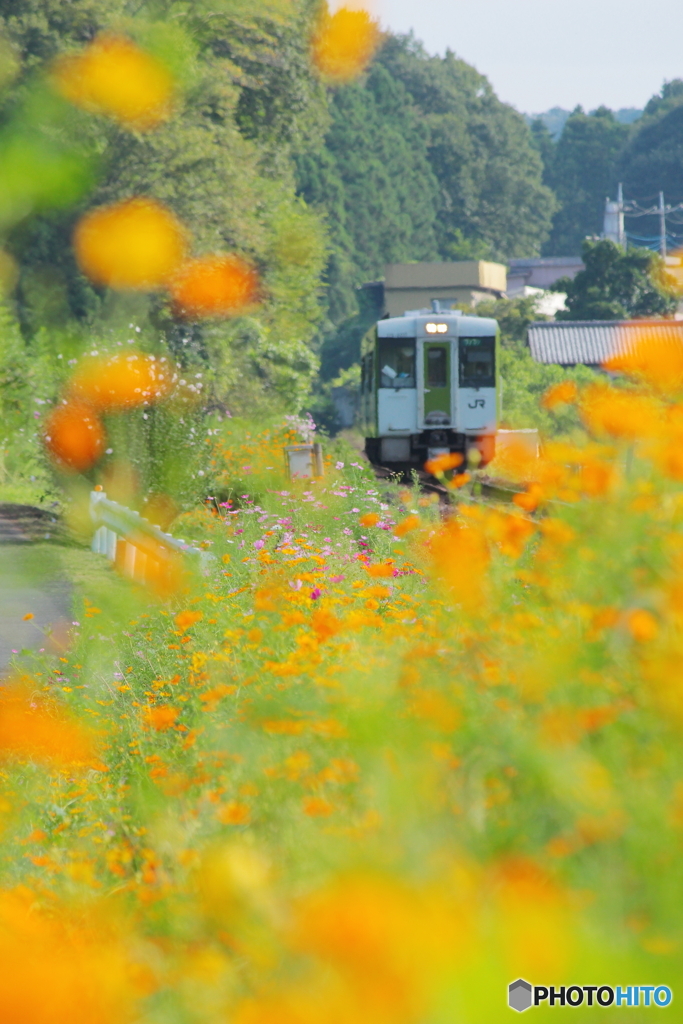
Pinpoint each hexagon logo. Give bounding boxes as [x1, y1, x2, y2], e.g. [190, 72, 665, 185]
[508, 978, 533, 1012]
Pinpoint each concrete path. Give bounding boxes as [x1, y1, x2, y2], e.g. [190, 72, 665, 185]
[0, 505, 73, 672]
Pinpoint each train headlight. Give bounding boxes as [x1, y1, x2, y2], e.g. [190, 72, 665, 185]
[425, 322, 448, 334]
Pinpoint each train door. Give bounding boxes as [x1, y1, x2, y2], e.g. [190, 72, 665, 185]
[423, 342, 451, 426]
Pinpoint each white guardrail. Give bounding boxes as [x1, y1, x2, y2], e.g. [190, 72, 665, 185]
[90, 489, 205, 585]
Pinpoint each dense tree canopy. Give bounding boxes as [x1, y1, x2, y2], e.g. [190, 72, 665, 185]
[551, 239, 676, 321]
[379, 36, 556, 263]
[540, 107, 628, 256]
[618, 81, 683, 245]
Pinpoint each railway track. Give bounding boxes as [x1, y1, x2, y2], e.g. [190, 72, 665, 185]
[370, 461, 524, 507]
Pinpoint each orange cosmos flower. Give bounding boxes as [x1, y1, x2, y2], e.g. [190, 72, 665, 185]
[170, 254, 261, 319]
[311, 6, 382, 83]
[365, 561, 394, 578]
[74, 198, 187, 290]
[143, 704, 179, 732]
[69, 353, 171, 410]
[498, 513, 536, 559]
[311, 607, 343, 640]
[175, 609, 202, 632]
[429, 518, 489, 611]
[303, 796, 334, 817]
[541, 380, 578, 410]
[44, 402, 105, 472]
[52, 34, 173, 130]
[0, 890, 143, 1024]
[217, 801, 251, 826]
[0, 684, 98, 768]
[359, 512, 380, 527]
[513, 482, 544, 513]
[603, 326, 683, 395]
[625, 608, 658, 642]
[394, 514, 420, 537]
[580, 384, 662, 441]
[424, 451, 464, 476]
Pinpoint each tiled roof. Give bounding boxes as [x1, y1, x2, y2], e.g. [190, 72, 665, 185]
[528, 320, 683, 365]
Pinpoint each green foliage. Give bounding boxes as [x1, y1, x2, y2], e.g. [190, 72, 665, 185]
[296, 59, 441, 326]
[618, 81, 683, 221]
[470, 295, 543, 348]
[380, 36, 556, 262]
[542, 107, 629, 256]
[499, 344, 594, 436]
[0, 0, 329, 420]
[552, 238, 676, 320]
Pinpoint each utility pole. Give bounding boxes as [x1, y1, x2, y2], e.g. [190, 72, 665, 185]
[617, 183, 625, 247]
[659, 191, 667, 258]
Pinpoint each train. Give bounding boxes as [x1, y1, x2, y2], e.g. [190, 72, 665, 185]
[360, 304, 500, 468]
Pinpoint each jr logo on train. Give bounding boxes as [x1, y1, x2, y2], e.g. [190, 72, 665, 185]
[360, 307, 500, 468]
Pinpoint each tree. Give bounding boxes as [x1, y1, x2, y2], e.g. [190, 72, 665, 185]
[551, 239, 676, 321]
[296, 58, 441, 326]
[0, 0, 330, 415]
[378, 35, 556, 262]
[618, 81, 683, 243]
[543, 107, 629, 256]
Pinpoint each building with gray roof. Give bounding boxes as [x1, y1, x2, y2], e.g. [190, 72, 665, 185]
[528, 320, 683, 367]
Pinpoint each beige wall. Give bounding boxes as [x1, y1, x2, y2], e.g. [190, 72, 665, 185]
[383, 260, 507, 317]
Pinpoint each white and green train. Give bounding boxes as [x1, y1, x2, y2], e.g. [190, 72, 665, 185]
[360, 306, 500, 468]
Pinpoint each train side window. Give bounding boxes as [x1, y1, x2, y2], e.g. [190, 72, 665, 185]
[378, 340, 415, 388]
[458, 336, 495, 388]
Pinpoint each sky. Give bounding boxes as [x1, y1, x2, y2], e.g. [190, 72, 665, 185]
[373, 0, 683, 114]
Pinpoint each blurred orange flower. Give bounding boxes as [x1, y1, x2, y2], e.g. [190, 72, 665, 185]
[513, 483, 544, 512]
[580, 384, 662, 441]
[365, 561, 394, 578]
[170, 254, 260, 319]
[74, 198, 187, 290]
[626, 608, 658, 642]
[424, 451, 463, 476]
[217, 801, 251, 825]
[52, 34, 173, 130]
[604, 327, 683, 395]
[311, 608, 343, 640]
[0, 684, 98, 768]
[429, 518, 489, 611]
[44, 402, 105, 473]
[394, 514, 420, 537]
[70, 353, 171, 410]
[0, 890, 143, 1024]
[175, 610, 203, 632]
[303, 796, 334, 817]
[541, 380, 578, 410]
[359, 512, 380, 527]
[143, 705, 179, 732]
[311, 6, 382, 83]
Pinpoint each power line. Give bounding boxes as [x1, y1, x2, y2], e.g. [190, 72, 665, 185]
[604, 185, 683, 255]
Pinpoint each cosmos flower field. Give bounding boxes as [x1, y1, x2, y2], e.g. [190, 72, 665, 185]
[4, 352, 683, 1021]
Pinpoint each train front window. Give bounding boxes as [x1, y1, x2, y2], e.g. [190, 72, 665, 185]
[427, 346, 447, 387]
[379, 340, 415, 388]
[459, 336, 495, 388]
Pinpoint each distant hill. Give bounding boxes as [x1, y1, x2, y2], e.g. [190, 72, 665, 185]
[526, 106, 642, 140]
